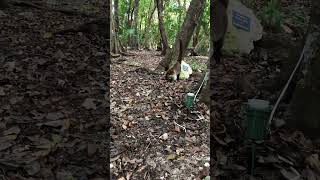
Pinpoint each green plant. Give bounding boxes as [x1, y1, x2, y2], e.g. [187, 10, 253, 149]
[189, 58, 206, 72]
[261, 0, 282, 32]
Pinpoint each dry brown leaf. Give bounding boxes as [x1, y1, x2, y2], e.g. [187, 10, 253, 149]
[88, 143, 97, 157]
[167, 154, 176, 160]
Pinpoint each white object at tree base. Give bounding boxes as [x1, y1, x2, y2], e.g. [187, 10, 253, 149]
[223, 0, 263, 54]
[179, 61, 193, 80]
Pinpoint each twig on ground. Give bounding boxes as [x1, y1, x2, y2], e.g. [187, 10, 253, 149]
[174, 120, 186, 133]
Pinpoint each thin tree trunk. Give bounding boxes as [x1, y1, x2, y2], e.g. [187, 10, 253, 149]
[127, 0, 132, 27]
[156, 0, 206, 71]
[126, 0, 133, 47]
[112, 0, 125, 54]
[143, 1, 156, 49]
[111, 10, 119, 54]
[130, 0, 140, 49]
[114, 0, 120, 34]
[156, 0, 169, 55]
[177, 0, 182, 28]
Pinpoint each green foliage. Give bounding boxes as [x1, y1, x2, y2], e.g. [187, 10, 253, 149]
[189, 58, 206, 72]
[195, 38, 209, 56]
[283, 7, 309, 31]
[261, 0, 282, 31]
[114, 0, 210, 49]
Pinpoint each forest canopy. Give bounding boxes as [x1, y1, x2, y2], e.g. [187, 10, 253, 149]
[112, 0, 210, 54]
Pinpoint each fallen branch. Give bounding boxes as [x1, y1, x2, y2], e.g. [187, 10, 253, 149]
[174, 120, 186, 133]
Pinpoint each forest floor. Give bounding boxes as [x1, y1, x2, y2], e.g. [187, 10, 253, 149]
[110, 51, 210, 179]
[111, 1, 320, 180]
[0, 1, 108, 179]
[213, 1, 320, 180]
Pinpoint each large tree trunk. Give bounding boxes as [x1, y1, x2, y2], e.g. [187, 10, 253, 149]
[156, 0, 206, 71]
[156, 0, 169, 55]
[289, 0, 320, 138]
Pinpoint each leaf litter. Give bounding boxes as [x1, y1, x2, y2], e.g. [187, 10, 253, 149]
[0, 1, 108, 179]
[111, 50, 210, 179]
[208, 1, 320, 179]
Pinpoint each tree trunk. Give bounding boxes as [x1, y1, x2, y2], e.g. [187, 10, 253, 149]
[289, 0, 320, 137]
[111, 0, 123, 55]
[193, 24, 201, 48]
[114, 0, 120, 34]
[130, 0, 140, 49]
[127, 0, 132, 27]
[114, 0, 126, 53]
[177, 0, 182, 28]
[156, 0, 169, 55]
[156, 0, 206, 71]
[190, 22, 202, 56]
[143, 1, 156, 50]
[199, 0, 216, 106]
[127, 0, 133, 47]
[111, 10, 119, 54]
[156, 40, 162, 51]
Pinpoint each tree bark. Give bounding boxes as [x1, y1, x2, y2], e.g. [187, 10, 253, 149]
[111, 0, 126, 55]
[113, 0, 126, 53]
[177, 0, 182, 28]
[193, 24, 201, 48]
[156, 0, 206, 71]
[190, 22, 202, 56]
[114, 0, 120, 34]
[289, 0, 320, 137]
[156, 0, 169, 55]
[199, 0, 217, 106]
[111, 10, 119, 54]
[142, 1, 156, 50]
[130, 0, 140, 49]
[126, 0, 133, 47]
